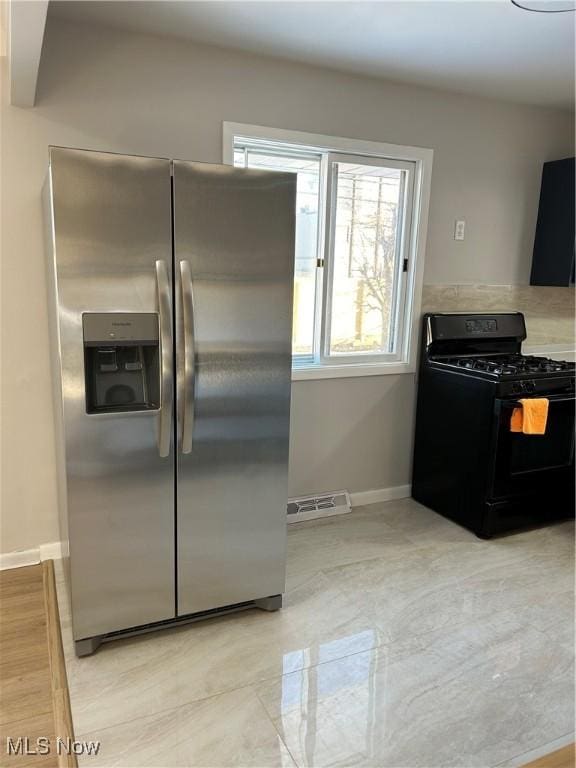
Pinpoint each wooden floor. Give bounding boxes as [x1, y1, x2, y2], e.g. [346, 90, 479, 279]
[0, 562, 75, 767]
[523, 744, 576, 768]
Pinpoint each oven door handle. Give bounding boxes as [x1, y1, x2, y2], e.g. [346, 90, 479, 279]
[501, 394, 575, 408]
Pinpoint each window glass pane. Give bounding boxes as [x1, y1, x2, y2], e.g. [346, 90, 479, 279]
[233, 148, 246, 167]
[329, 162, 405, 356]
[235, 147, 321, 358]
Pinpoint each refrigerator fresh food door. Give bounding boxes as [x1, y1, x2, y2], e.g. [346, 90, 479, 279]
[46, 148, 175, 641]
[173, 161, 296, 615]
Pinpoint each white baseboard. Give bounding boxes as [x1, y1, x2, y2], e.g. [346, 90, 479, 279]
[0, 547, 40, 570]
[0, 540, 66, 570]
[40, 540, 67, 561]
[0, 484, 411, 569]
[350, 484, 411, 507]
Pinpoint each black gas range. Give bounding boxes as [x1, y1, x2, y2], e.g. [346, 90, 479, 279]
[412, 312, 575, 537]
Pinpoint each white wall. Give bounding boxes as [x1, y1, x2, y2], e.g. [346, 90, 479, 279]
[1, 16, 573, 553]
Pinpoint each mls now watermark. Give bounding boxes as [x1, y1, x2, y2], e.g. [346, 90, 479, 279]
[6, 736, 101, 757]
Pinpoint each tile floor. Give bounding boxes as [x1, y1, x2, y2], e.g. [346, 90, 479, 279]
[55, 499, 575, 768]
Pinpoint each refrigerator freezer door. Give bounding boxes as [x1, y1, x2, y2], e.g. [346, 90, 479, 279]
[46, 148, 175, 641]
[173, 162, 296, 615]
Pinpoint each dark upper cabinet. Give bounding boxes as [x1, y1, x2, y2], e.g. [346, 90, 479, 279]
[530, 157, 575, 287]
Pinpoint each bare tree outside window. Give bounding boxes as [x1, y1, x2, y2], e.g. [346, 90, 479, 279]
[233, 134, 419, 368]
[350, 202, 398, 350]
[330, 164, 404, 355]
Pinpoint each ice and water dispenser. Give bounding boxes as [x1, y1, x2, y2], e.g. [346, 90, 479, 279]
[83, 313, 160, 413]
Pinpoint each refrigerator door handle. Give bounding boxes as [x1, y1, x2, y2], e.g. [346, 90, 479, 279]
[179, 259, 195, 454]
[156, 259, 173, 457]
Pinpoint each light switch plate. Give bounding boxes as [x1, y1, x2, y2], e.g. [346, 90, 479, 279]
[454, 220, 466, 241]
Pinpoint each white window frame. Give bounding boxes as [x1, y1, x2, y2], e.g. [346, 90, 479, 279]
[322, 153, 415, 366]
[223, 122, 433, 381]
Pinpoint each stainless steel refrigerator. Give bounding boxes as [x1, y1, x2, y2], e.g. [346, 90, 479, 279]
[44, 147, 296, 656]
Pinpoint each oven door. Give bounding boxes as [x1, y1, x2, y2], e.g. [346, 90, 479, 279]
[489, 393, 575, 500]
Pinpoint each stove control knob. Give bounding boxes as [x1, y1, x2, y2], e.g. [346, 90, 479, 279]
[525, 380, 536, 392]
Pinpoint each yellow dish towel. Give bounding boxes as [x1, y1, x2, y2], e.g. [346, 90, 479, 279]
[510, 398, 549, 435]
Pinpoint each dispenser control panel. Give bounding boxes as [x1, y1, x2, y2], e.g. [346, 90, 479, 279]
[82, 313, 160, 414]
[83, 313, 159, 346]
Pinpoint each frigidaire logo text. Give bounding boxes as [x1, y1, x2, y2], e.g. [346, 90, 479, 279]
[111, 321, 131, 326]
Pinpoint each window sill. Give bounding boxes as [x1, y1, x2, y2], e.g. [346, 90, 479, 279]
[292, 361, 416, 381]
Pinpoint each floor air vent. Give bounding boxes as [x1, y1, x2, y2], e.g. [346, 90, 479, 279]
[287, 490, 351, 524]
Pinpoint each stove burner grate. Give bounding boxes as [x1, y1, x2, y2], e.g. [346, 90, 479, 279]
[439, 354, 574, 377]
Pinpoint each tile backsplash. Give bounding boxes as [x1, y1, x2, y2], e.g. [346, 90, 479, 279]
[422, 284, 574, 347]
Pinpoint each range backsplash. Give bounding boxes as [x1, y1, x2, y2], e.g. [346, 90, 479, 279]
[422, 284, 574, 347]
